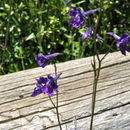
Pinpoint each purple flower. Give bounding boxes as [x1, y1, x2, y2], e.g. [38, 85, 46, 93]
[82, 26, 102, 40]
[35, 53, 62, 68]
[70, 8, 100, 28]
[31, 73, 62, 97]
[107, 32, 130, 55]
[82, 27, 94, 39]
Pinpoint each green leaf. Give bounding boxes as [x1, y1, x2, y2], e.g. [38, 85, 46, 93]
[26, 33, 36, 41]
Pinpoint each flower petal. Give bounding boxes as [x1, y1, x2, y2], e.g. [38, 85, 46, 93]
[53, 73, 62, 81]
[82, 27, 93, 39]
[53, 84, 58, 91]
[35, 53, 62, 68]
[70, 10, 77, 16]
[120, 47, 126, 55]
[83, 8, 100, 16]
[45, 53, 62, 59]
[47, 86, 54, 96]
[35, 53, 43, 61]
[120, 33, 129, 39]
[31, 85, 42, 97]
[36, 77, 48, 84]
[41, 85, 47, 94]
[35, 53, 48, 67]
[107, 32, 120, 40]
[69, 8, 86, 28]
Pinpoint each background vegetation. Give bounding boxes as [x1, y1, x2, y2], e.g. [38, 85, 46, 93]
[0, 0, 130, 75]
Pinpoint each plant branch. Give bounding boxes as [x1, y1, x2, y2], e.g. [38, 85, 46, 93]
[54, 63, 62, 130]
[90, 6, 102, 130]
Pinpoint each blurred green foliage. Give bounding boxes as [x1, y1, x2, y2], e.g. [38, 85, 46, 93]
[0, 0, 130, 75]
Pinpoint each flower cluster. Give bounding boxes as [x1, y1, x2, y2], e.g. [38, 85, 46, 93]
[70, 8, 100, 28]
[82, 26, 94, 40]
[35, 53, 62, 68]
[31, 53, 62, 97]
[31, 74, 61, 96]
[69, 7, 130, 55]
[69, 7, 100, 40]
[107, 32, 130, 55]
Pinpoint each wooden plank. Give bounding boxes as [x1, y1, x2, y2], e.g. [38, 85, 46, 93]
[0, 51, 130, 130]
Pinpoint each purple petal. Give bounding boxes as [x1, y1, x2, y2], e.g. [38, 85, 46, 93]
[76, 8, 82, 12]
[35, 53, 62, 68]
[97, 35, 102, 40]
[120, 47, 126, 55]
[53, 84, 58, 91]
[118, 34, 130, 55]
[82, 27, 93, 39]
[47, 74, 53, 79]
[70, 8, 86, 28]
[120, 33, 129, 40]
[41, 85, 47, 94]
[126, 46, 130, 52]
[45, 53, 62, 59]
[53, 73, 62, 81]
[70, 21, 81, 28]
[35, 53, 48, 67]
[128, 37, 130, 44]
[47, 86, 54, 96]
[82, 32, 89, 39]
[32, 74, 61, 97]
[35, 53, 43, 61]
[31, 85, 42, 97]
[70, 10, 77, 16]
[107, 32, 120, 40]
[70, 16, 85, 28]
[118, 40, 127, 55]
[48, 92, 54, 96]
[39, 59, 48, 67]
[83, 8, 100, 16]
[36, 77, 48, 84]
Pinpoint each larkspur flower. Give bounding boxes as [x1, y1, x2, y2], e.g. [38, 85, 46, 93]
[82, 26, 102, 40]
[35, 53, 62, 68]
[31, 73, 61, 97]
[107, 32, 130, 55]
[82, 26, 94, 39]
[70, 8, 100, 28]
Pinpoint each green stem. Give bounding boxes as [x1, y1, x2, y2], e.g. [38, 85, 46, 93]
[90, 57, 102, 130]
[49, 96, 56, 108]
[56, 91, 62, 130]
[0, 65, 5, 75]
[90, 6, 102, 130]
[48, 63, 62, 130]
[54, 63, 62, 130]
[5, 3, 11, 47]
[21, 57, 25, 70]
[1, 1, 12, 74]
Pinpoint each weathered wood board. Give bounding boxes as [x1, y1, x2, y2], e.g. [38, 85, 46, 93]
[0, 51, 130, 130]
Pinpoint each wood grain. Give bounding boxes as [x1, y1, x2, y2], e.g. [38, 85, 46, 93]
[0, 51, 130, 130]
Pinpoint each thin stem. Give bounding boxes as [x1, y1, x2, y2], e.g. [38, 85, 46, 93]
[54, 63, 57, 76]
[56, 91, 62, 130]
[49, 96, 56, 108]
[5, 3, 11, 47]
[49, 94, 62, 130]
[90, 6, 102, 130]
[54, 63, 62, 130]
[0, 65, 5, 75]
[21, 57, 25, 70]
[1, 1, 11, 74]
